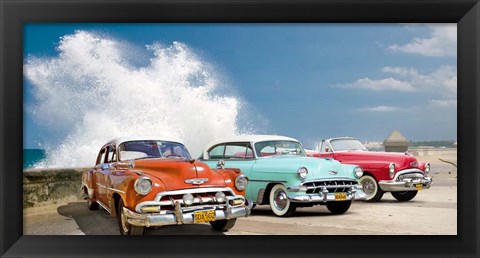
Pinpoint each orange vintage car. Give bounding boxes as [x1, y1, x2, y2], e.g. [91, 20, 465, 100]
[81, 137, 252, 235]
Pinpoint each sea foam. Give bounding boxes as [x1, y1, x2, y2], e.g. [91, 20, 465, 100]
[24, 30, 264, 168]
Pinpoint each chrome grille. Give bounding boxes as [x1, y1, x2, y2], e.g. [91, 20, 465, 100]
[158, 190, 233, 207]
[397, 172, 424, 181]
[303, 180, 356, 194]
[136, 187, 243, 213]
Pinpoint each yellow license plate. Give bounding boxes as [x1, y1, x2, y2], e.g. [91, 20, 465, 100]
[335, 193, 347, 201]
[415, 184, 423, 190]
[194, 210, 216, 223]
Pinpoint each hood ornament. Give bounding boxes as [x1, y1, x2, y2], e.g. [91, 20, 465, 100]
[185, 178, 209, 185]
[328, 170, 338, 175]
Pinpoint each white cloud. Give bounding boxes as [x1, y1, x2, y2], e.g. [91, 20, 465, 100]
[381, 66, 418, 77]
[335, 65, 456, 97]
[335, 77, 416, 91]
[356, 106, 403, 112]
[428, 99, 457, 108]
[388, 24, 456, 57]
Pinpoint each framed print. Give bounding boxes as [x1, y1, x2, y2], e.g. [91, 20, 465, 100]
[1, 0, 479, 257]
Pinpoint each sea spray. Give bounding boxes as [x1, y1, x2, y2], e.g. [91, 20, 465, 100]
[24, 30, 266, 168]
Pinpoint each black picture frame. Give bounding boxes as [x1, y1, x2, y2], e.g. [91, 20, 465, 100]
[1, 0, 478, 257]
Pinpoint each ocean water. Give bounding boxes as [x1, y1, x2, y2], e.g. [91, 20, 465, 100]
[24, 30, 266, 168]
[23, 149, 46, 169]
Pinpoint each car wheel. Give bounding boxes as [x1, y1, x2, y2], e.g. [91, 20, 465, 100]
[87, 197, 99, 210]
[391, 191, 418, 202]
[326, 201, 352, 215]
[269, 184, 296, 217]
[118, 198, 145, 235]
[210, 218, 237, 231]
[359, 175, 384, 202]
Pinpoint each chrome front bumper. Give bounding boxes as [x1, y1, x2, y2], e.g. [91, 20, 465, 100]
[379, 177, 432, 192]
[123, 199, 253, 227]
[287, 186, 367, 203]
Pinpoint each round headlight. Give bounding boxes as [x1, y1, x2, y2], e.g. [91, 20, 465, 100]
[183, 193, 194, 205]
[235, 174, 248, 191]
[215, 191, 226, 203]
[389, 163, 395, 179]
[134, 177, 152, 195]
[424, 163, 430, 175]
[354, 167, 363, 178]
[297, 167, 308, 179]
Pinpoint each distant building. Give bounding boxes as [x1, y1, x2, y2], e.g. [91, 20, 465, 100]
[383, 130, 409, 152]
[363, 141, 384, 151]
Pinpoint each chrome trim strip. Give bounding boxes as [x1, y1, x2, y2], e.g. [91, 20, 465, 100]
[153, 187, 235, 202]
[289, 189, 367, 203]
[107, 188, 126, 194]
[184, 178, 209, 185]
[249, 179, 287, 183]
[379, 177, 433, 192]
[393, 168, 426, 181]
[125, 198, 253, 227]
[96, 183, 107, 189]
[288, 184, 358, 192]
[300, 177, 357, 184]
[97, 200, 111, 213]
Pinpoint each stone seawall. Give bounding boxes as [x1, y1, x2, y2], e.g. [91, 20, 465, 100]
[409, 147, 457, 157]
[23, 167, 90, 208]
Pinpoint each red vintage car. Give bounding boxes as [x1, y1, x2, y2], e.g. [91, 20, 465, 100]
[309, 137, 432, 202]
[81, 137, 252, 235]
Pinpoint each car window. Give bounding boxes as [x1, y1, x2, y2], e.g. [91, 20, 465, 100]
[160, 143, 190, 158]
[207, 144, 225, 160]
[118, 140, 192, 161]
[106, 145, 116, 163]
[96, 147, 107, 165]
[254, 140, 306, 157]
[320, 141, 329, 153]
[224, 143, 254, 159]
[330, 139, 367, 151]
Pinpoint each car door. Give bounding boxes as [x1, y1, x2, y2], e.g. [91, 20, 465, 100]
[94, 146, 110, 206]
[203, 142, 256, 200]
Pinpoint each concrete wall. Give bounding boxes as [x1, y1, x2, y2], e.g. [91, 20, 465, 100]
[23, 168, 89, 208]
[409, 147, 457, 157]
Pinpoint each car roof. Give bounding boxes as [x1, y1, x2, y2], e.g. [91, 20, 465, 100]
[204, 134, 300, 150]
[324, 136, 358, 142]
[106, 136, 184, 147]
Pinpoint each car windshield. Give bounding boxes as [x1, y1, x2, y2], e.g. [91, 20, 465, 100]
[330, 139, 367, 152]
[254, 140, 306, 157]
[118, 140, 192, 161]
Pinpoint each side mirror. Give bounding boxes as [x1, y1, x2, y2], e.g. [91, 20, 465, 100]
[217, 159, 225, 168]
[325, 148, 329, 153]
[101, 163, 110, 170]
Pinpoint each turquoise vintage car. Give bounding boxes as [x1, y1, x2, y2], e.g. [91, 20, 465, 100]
[199, 135, 366, 217]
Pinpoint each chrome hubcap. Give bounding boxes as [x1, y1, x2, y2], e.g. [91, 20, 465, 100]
[273, 189, 288, 210]
[362, 179, 376, 196]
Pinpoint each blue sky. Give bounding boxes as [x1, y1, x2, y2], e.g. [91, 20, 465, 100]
[24, 23, 457, 152]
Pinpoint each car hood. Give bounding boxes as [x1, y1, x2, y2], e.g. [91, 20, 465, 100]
[132, 159, 227, 191]
[334, 150, 419, 169]
[255, 155, 355, 180]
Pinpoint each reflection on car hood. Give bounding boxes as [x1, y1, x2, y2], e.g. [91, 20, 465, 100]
[255, 155, 354, 179]
[132, 159, 227, 191]
[333, 151, 419, 169]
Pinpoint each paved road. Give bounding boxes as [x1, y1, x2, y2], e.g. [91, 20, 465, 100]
[23, 161, 457, 235]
